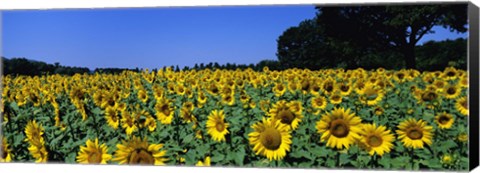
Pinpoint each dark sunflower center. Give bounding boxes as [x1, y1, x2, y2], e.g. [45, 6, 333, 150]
[315, 98, 323, 106]
[397, 73, 405, 79]
[462, 101, 468, 109]
[88, 150, 103, 163]
[211, 87, 219, 94]
[312, 85, 320, 92]
[438, 115, 450, 124]
[108, 99, 115, 107]
[332, 95, 341, 101]
[260, 128, 282, 150]
[31, 94, 39, 102]
[447, 71, 455, 77]
[330, 119, 349, 138]
[161, 105, 170, 115]
[2, 145, 8, 159]
[215, 121, 225, 131]
[324, 83, 333, 92]
[278, 110, 295, 124]
[340, 85, 349, 92]
[129, 149, 154, 165]
[367, 135, 383, 147]
[277, 85, 284, 91]
[422, 92, 437, 101]
[127, 118, 134, 127]
[241, 95, 247, 100]
[301, 81, 310, 91]
[407, 128, 423, 140]
[447, 88, 456, 95]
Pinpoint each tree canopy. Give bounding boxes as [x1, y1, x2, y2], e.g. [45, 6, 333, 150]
[277, 3, 468, 70]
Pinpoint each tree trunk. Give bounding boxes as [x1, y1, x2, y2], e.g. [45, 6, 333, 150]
[404, 44, 416, 69]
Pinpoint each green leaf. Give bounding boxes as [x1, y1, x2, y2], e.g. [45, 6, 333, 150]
[65, 152, 77, 163]
[184, 149, 197, 165]
[378, 157, 391, 169]
[182, 134, 194, 144]
[91, 107, 102, 115]
[310, 145, 329, 158]
[50, 133, 65, 148]
[9, 102, 19, 112]
[13, 133, 25, 146]
[339, 153, 350, 166]
[234, 147, 246, 166]
[210, 153, 225, 163]
[325, 159, 336, 168]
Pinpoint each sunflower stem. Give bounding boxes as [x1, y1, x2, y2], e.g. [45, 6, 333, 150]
[336, 151, 340, 167]
[410, 148, 414, 169]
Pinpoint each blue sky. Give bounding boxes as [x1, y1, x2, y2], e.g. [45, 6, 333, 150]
[2, 5, 467, 70]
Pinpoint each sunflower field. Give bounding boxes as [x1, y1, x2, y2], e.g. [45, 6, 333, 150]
[0, 66, 470, 171]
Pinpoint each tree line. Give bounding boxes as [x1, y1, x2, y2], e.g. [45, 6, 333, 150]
[276, 3, 468, 71]
[1, 36, 466, 77]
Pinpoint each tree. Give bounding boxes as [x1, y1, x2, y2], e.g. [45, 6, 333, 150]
[277, 19, 339, 70]
[316, 3, 468, 69]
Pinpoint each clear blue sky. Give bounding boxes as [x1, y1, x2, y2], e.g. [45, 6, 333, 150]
[2, 5, 467, 70]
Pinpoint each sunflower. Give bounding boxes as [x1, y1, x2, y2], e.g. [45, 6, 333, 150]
[311, 96, 327, 110]
[457, 132, 468, 143]
[396, 118, 433, 149]
[248, 118, 292, 161]
[435, 112, 455, 129]
[337, 81, 353, 96]
[197, 91, 207, 108]
[455, 97, 468, 116]
[121, 110, 137, 136]
[359, 124, 395, 156]
[112, 136, 168, 165]
[373, 106, 385, 115]
[137, 89, 148, 103]
[115, 102, 127, 112]
[309, 81, 322, 96]
[441, 154, 454, 165]
[442, 67, 458, 80]
[105, 106, 119, 129]
[207, 83, 220, 96]
[321, 77, 336, 95]
[259, 100, 271, 113]
[329, 92, 343, 105]
[1, 137, 12, 162]
[76, 138, 112, 164]
[28, 141, 48, 163]
[420, 89, 439, 103]
[24, 120, 44, 144]
[196, 156, 211, 166]
[144, 115, 157, 132]
[459, 77, 468, 88]
[316, 107, 363, 149]
[155, 97, 175, 124]
[287, 81, 300, 94]
[206, 110, 229, 142]
[152, 85, 165, 101]
[393, 70, 408, 83]
[183, 101, 195, 112]
[180, 107, 197, 124]
[221, 93, 235, 106]
[272, 82, 287, 97]
[300, 79, 311, 94]
[359, 83, 384, 106]
[433, 80, 446, 92]
[268, 100, 303, 130]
